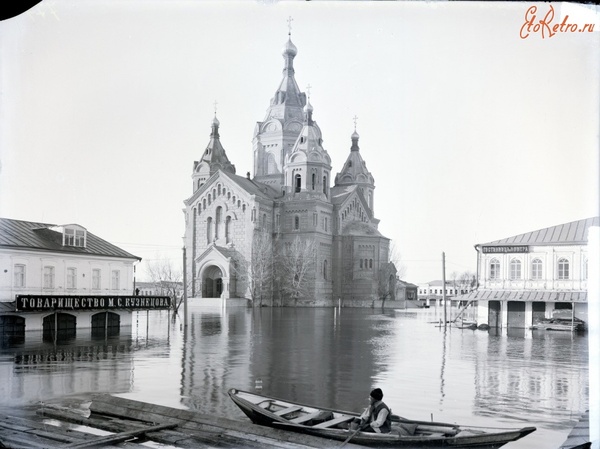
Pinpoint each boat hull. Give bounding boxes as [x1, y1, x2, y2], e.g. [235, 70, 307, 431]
[228, 388, 536, 448]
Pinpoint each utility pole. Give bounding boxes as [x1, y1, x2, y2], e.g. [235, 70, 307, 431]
[442, 252, 447, 326]
[183, 244, 188, 329]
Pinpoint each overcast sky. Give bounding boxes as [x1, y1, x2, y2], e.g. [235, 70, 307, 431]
[1, 1, 598, 284]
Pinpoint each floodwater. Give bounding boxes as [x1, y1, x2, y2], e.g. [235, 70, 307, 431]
[0, 306, 590, 448]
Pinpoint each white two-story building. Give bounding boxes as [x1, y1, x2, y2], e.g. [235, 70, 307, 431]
[466, 217, 597, 329]
[0, 218, 169, 341]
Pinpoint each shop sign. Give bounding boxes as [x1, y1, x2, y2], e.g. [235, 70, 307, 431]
[15, 295, 171, 312]
[481, 245, 529, 254]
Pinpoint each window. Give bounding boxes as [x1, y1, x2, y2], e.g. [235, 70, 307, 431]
[14, 264, 25, 288]
[489, 259, 500, 279]
[313, 213, 317, 227]
[64, 228, 86, 247]
[360, 259, 363, 269]
[323, 260, 328, 280]
[262, 213, 267, 229]
[369, 259, 373, 269]
[207, 217, 213, 243]
[531, 258, 542, 280]
[67, 268, 77, 289]
[216, 207, 222, 238]
[111, 270, 120, 290]
[510, 259, 522, 280]
[323, 176, 327, 196]
[225, 216, 232, 243]
[92, 269, 101, 289]
[295, 174, 301, 193]
[312, 173, 316, 190]
[43, 266, 55, 289]
[294, 215, 300, 230]
[558, 258, 570, 280]
[364, 259, 368, 269]
[324, 217, 328, 232]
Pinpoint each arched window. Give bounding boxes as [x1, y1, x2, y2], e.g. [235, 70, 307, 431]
[558, 258, 570, 280]
[215, 207, 222, 239]
[294, 215, 300, 230]
[369, 259, 373, 269]
[208, 194, 212, 205]
[225, 216, 232, 244]
[218, 184, 221, 195]
[510, 259, 521, 280]
[360, 259, 363, 269]
[312, 173, 316, 190]
[323, 176, 327, 196]
[531, 258, 543, 280]
[489, 259, 500, 279]
[364, 258, 368, 269]
[207, 217, 213, 243]
[262, 213, 267, 229]
[323, 260, 328, 280]
[203, 198, 206, 209]
[295, 174, 301, 193]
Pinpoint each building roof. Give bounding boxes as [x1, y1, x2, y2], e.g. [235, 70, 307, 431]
[461, 289, 587, 303]
[0, 218, 141, 261]
[478, 217, 599, 247]
[396, 279, 418, 288]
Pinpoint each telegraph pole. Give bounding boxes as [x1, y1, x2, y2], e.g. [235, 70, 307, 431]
[183, 244, 188, 329]
[442, 252, 447, 326]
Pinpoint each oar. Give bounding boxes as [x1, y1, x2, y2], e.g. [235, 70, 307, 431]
[338, 425, 362, 447]
[338, 421, 367, 448]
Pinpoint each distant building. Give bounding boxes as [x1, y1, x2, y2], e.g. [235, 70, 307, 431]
[466, 217, 598, 329]
[136, 280, 183, 300]
[0, 218, 168, 340]
[418, 280, 474, 305]
[396, 279, 418, 302]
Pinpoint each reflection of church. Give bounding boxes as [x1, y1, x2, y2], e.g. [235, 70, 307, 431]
[183, 30, 395, 305]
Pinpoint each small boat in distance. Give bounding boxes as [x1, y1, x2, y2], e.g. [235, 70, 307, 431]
[530, 310, 586, 332]
[228, 388, 536, 448]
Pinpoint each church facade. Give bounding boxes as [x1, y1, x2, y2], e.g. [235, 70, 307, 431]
[183, 32, 395, 306]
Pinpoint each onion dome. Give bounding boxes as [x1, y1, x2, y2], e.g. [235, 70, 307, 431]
[283, 38, 297, 57]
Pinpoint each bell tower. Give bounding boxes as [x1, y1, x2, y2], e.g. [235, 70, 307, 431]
[253, 19, 306, 191]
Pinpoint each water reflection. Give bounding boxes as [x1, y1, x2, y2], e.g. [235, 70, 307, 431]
[0, 307, 589, 449]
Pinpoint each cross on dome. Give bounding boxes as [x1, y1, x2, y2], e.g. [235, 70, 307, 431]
[287, 16, 293, 36]
[353, 115, 358, 131]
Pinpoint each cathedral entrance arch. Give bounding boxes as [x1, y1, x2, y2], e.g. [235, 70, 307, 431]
[202, 265, 224, 298]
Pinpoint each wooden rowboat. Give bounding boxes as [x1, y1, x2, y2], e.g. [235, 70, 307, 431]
[228, 388, 536, 448]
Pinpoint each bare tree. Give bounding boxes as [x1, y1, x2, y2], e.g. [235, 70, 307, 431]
[145, 257, 184, 315]
[377, 262, 397, 304]
[389, 241, 407, 279]
[250, 229, 274, 307]
[277, 236, 316, 306]
[377, 240, 403, 305]
[458, 271, 477, 294]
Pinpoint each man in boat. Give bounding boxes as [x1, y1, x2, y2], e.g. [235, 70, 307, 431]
[355, 388, 392, 433]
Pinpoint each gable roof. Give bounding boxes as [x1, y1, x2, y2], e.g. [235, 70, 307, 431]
[477, 217, 599, 247]
[185, 169, 280, 206]
[0, 218, 141, 261]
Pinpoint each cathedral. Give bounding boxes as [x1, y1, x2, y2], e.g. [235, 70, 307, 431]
[183, 30, 396, 306]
